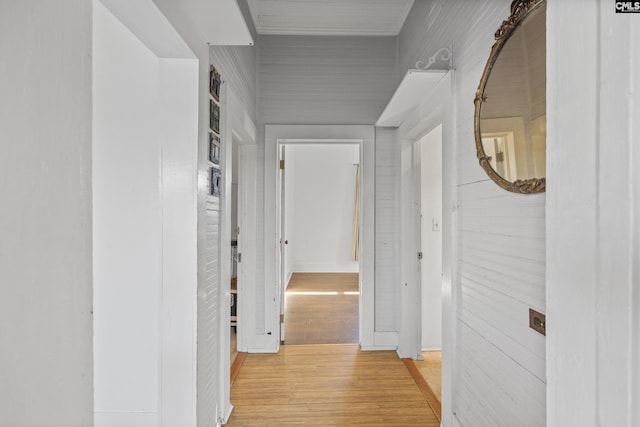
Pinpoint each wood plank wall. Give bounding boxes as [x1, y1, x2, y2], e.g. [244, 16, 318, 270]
[400, 1, 546, 426]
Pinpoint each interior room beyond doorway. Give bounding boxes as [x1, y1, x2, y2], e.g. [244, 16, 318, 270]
[281, 143, 360, 345]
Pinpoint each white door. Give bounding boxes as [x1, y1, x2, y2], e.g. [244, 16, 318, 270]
[413, 137, 424, 351]
[419, 126, 443, 351]
[278, 145, 287, 344]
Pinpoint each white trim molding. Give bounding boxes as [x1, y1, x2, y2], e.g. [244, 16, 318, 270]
[391, 71, 457, 427]
[264, 125, 377, 352]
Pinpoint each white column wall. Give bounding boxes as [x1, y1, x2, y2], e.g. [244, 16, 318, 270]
[547, 1, 640, 426]
[0, 1, 94, 425]
[93, 6, 162, 422]
[93, 3, 198, 426]
[158, 58, 199, 427]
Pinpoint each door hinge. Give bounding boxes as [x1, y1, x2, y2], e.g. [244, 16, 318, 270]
[280, 314, 285, 324]
[237, 252, 242, 263]
[417, 251, 423, 260]
[279, 160, 285, 169]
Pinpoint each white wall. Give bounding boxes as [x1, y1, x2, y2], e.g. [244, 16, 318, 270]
[284, 144, 359, 275]
[0, 1, 94, 425]
[547, 1, 640, 426]
[150, 1, 257, 422]
[209, 44, 256, 129]
[420, 125, 442, 351]
[93, 4, 161, 423]
[231, 140, 239, 242]
[258, 35, 397, 126]
[93, 2, 198, 425]
[206, 28, 258, 427]
[399, 1, 546, 426]
[374, 128, 399, 334]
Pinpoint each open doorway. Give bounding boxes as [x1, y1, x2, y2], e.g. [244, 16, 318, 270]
[279, 143, 360, 345]
[262, 125, 375, 354]
[415, 124, 443, 404]
[230, 138, 240, 365]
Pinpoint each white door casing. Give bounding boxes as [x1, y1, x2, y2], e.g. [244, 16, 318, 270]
[395, 71, 457, 427]
[278, 145, 286, 343]
[218, 85, 257, 422]
[264, 125, 377, 352]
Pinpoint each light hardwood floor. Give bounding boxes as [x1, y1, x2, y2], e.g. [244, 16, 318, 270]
[226, 344, 440, 426]
[416, 351, 441, 401]
[284, 273, 359, 345]
[226, 273, 439, 425]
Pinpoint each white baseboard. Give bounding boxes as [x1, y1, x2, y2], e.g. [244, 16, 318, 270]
[285, 271, 293, 289]
[94, 411, 158, 427]
[421, 346, 443, 352]
[359, 332, 399, 351]
[218, 403, 234, 426]
[292, 262, 359, 273]
[360, 345, 398, 351]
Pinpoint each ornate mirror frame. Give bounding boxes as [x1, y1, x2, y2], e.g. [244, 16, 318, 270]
[474, 0, 546, 194]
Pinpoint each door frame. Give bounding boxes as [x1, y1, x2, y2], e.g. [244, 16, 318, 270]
[264, 125, 380, 352]
[218, 84, 257, 421]
[396, 71, 457, 427]
[278, 143, 286, 344]
[276, 141, 361, 345]
[415, 125, 444, 352]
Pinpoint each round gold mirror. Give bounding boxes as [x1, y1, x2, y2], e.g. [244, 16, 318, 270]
[474, 0, 546, 193]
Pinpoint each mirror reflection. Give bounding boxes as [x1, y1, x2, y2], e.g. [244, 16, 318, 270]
[477, 1, 546, 190]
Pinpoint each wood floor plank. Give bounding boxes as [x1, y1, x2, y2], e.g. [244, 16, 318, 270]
[403, 358, 442, 422]
[284, 273, 359, 345]
[226, 344, 440, 426]
[230, 352, 247, 386]
[415, 351, 442, 401]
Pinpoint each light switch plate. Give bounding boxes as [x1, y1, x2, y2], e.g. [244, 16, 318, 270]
[529, 309, 546, 336]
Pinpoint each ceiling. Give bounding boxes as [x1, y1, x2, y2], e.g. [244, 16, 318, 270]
[153, 0, 254, 45]
[246, 0, 415, 36]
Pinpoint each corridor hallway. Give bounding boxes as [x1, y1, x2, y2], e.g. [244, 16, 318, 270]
[225, 344, 440, 426]
[226, 274, 439, 426]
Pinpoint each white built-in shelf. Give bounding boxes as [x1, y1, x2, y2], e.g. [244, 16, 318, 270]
[376, 69, 448, 127]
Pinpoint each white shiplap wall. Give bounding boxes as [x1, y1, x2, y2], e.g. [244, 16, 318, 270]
[257, 35, 398, 336]
[547, 2, 640, 426]
[374, 127, 398, 332]
[195, 42, 256, 425]
[400, 1, 546, 426]
[0, 1, 93, 424]
[258, 35, 398, 126]
[198, 195, 220, 426]
[210, 45, 256, 126]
